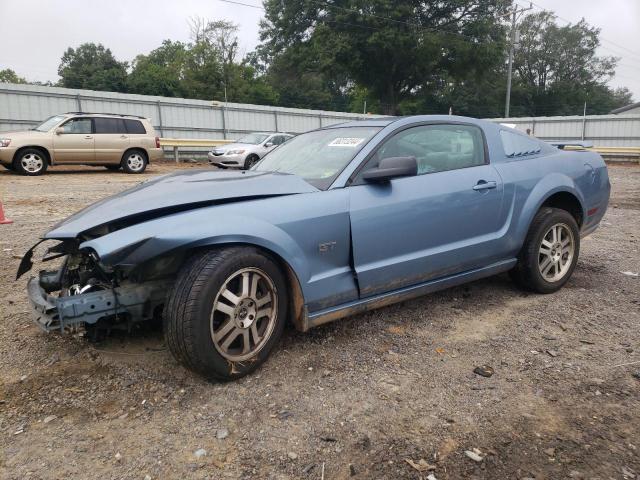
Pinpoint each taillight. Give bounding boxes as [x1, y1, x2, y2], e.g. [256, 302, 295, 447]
[155, 136, 160, 148]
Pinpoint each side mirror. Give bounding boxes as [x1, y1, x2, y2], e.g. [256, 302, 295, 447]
[361, 156, 418, 182]
[264, 142, 274, 148]
[55, 127, 64, 135]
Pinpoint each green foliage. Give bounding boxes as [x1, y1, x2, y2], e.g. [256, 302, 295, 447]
[6, 6, 635, 117]
[510, 11, 631, 116]
[0, 68, 27, 84]
[58, 43, 128, 92]
[128, 41, 188, 97]
[259, 0, 510, 114]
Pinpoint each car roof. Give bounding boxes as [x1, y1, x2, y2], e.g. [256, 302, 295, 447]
[324, 115, 496, 129]
[65, 112, 149, 120]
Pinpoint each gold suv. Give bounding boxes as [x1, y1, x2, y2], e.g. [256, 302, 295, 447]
[0, 113, 163, 175]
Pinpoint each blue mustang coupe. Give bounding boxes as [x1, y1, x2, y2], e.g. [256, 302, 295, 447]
[20, 115, 610, 380]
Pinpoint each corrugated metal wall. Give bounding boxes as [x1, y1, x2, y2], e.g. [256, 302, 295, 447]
[2, 83, 638, 147]
[489, 115, 640, 147]
[0, 83, 383, 139]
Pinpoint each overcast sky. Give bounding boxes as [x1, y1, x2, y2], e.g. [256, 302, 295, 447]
[0, 0, 638, 103]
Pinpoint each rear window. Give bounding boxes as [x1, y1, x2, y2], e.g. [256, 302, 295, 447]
[124, 119, 147, 134]
[94, 117, 127, 134]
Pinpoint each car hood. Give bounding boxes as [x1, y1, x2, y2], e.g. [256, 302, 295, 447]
[45, 169, 319, 239]
[1, 129, 51, 139]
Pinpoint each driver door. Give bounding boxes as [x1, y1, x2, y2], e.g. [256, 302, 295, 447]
[53, 117, 95, 163]
[349, 123, 506, 298]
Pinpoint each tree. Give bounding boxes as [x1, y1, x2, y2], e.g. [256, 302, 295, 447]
[0, 68, 27, 84]
[58, 43, 128, 92]
[511, 11, 627, 116]
[259, 0, 510, 114]
[128, 41, 188, 97]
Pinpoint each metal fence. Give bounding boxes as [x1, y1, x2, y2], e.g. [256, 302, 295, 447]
[1, 83, 638, 149]
[489, 114, 640, 147]
[0, 83, 383, 140]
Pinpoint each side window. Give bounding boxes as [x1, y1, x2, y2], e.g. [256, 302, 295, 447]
[94, 118, 127, 134]
[61, 118, 92, 134]
[124, 119, 147, 134]
[500, 130, 542, 157]
[372, 124, 486, 175]
[273, 136, 286, 145]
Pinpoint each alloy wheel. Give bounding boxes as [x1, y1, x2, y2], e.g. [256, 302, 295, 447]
[538, 223, 575, 282]
[210, 268, 277, 361]
[21, 153, 44, 173]
[126, 153, 145, 172]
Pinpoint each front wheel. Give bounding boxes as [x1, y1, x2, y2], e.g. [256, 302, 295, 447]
[243, 154, 260, 170]
[13, 148, 48, 176]
[121, 150, 148, 174]
[164, 247, 288, 381]
[510, 207, 580, 293]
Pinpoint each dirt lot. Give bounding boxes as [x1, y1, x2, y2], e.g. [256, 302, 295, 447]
[0, 162, 639, 480]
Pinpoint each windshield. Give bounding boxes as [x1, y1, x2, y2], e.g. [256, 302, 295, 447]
[254, 126, 381, 189]
[236, 133, 270, 144]
[33, 115, 66, 132]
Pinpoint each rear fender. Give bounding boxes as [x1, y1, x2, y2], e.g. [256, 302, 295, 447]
[513, 173, 586, 250]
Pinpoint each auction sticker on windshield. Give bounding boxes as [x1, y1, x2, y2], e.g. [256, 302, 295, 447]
[328, 137, 365, 147]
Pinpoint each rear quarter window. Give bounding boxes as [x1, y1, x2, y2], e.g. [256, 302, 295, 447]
[500, 130, 542, 158]
[124, 119, 147, 134]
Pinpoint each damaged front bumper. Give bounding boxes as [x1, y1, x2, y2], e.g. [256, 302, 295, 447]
[27, 276, 171, 333]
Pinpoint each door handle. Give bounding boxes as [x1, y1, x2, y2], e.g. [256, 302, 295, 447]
[120, 135, 128, 139]
[84, 135, 93, 139]
[473, 180, 497, 191]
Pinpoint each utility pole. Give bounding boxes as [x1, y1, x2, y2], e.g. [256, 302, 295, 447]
[505, 3, 532, 118]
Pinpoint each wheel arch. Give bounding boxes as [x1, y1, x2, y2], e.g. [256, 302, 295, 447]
[121, 147, 149, 163]
[13, 145, 52, 165]
[514, 174, 586, 252]
[185, 242, 306, 331]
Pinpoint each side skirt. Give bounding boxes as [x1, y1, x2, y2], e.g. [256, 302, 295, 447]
[300, 258, 517, 331]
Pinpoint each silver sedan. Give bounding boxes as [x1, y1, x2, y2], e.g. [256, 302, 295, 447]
[208, 132, 293, 169]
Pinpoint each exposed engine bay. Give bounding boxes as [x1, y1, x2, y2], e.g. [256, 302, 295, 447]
[22, 239, 179, 339]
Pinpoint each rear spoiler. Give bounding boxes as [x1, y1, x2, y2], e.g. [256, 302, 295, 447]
[547, 140, 594, 150]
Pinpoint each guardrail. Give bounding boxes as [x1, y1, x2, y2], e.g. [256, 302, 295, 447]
[159, 138, 234, 162]
[565, 145, 640, 162]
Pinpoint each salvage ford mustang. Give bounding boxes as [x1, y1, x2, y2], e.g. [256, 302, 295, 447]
[18, 115, 610, 380]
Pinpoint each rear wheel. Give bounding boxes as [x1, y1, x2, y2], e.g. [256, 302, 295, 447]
[13, 148, 48, 176]
[243, 154, 260, 170]
[164, 247, 288, 381]
[510, 207, 580, 293]
[121, 150, 148, 174]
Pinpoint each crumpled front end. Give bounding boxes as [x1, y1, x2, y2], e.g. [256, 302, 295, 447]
[23, 239, 176, 335]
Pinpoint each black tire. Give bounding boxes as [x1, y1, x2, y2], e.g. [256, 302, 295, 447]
[164, 247, 288, 381]
[243, 154, 260, 170]
[121, 149, 148, 174]
[510, 207, 580, 294]
[13, 148, 48, 176]
[104, 165, 120, 171]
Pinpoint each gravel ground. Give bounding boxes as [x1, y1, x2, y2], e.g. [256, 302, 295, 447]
[0, 162, 639, 480]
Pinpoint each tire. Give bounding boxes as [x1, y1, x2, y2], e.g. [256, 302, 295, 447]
[164, 247, 288, 381]
[243, 154, 260, 170]
[13, 148, 48, 176]
[104, 165, 120, 171]
[510, 207, 580, 294]
[121, 149, 148, 174]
